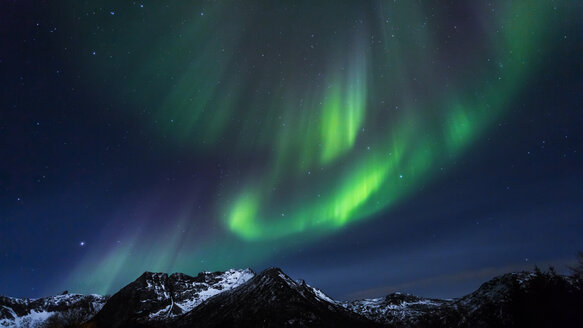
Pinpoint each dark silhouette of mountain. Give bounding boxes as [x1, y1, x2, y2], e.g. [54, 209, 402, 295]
[173, 268, 381, 328]
[91, 269, 254, 328]
[1, 267, 582, 327]
[452, 270, 583, 328]
[344, 270, 583, 328]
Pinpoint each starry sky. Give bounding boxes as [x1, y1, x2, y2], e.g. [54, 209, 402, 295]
[1, 1, 582, 300]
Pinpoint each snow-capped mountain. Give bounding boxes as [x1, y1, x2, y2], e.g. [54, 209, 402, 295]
[1, 267, 582, 327]
[173, 268, 378, 328]
[342, 292, 450, 327]
[0, 292, 105, 327]
[343, 271, 583, 328]
[92, 268, 254, 327]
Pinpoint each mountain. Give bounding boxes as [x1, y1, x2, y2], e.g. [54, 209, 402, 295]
[343, 271, 583, 328]
[0, 292, 105, 327]
[452, 270, 583, 327]
[342, 292, 452, 327]
[173, 268, 380, 328]
[91, 269, 254, 328]
[1, 267, 582, 327]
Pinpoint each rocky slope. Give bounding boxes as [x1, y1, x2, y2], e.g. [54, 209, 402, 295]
[91, 268, 254, 328]
[173, 268, 379, 328]
[1, 268, 582, 327]
[343, 271, 583, 328]
[0, 292, 105, 327]
[342, 292, 450, 327]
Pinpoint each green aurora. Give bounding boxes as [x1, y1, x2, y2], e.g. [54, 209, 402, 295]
[59, 0, 563, 294]
[188, 1, 550, 241]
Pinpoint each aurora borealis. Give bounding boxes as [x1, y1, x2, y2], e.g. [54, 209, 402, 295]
[1, 1, 582, 300]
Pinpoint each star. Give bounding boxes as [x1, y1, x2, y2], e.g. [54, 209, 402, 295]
[80, 241, 86, 247]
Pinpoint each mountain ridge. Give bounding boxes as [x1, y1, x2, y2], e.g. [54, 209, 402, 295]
[1, 267, 582, 327]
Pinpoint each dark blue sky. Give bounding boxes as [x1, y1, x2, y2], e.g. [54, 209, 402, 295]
[1, 1, 582, 300]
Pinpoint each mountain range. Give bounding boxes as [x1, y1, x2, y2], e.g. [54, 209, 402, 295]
[1, 267, 582, 327]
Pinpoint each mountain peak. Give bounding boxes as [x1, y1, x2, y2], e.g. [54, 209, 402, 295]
[174, 267, 379, 328]
[91, 268, 255, 328]
[261, 266, 285, 274]
[256, 267, 297, 286]
[2, 268, 581, 328]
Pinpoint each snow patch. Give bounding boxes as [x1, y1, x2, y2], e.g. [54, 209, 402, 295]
[308, 285, 335, 304]
[0, 310, 54, 328]
[152, 268, 255, 319]
[277, 273, 297, 288]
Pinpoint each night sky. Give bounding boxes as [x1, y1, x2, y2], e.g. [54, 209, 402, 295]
[1, 1, 582, 301]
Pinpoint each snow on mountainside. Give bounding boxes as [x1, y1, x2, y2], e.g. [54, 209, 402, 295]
[306, 284, 336, 304]
[92, 268, 255, 327]
[2, 268, 582, 327]
[0, 269, 254, 328]
[166, 268, 254, 315]
[342, 292, 449, 327]
[342, 271, 583, 328]
[0, 293, 105, 328]
[173, 268, 379, 328]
